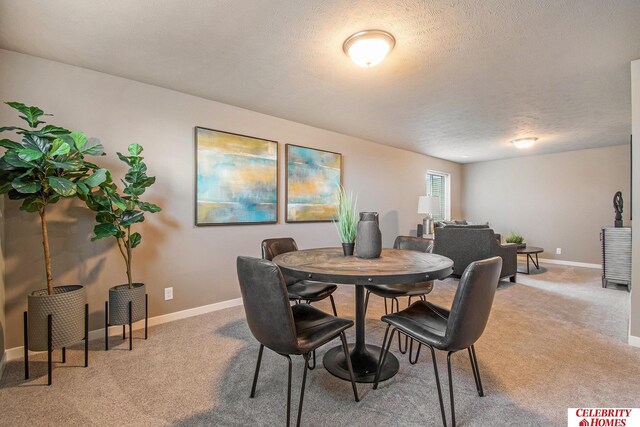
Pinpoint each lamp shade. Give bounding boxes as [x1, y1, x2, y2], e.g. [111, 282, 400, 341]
[417, 195, 440, 214]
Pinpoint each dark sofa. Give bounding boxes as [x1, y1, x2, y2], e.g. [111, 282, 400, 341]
[435, 220, 501, 242]
[432, 227, 517, 282]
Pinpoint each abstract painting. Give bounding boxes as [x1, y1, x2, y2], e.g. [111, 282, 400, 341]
[195, 127, 278, 225]
[285, 144, 342, 222]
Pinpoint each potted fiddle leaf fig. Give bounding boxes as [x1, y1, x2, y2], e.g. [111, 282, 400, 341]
[85, 143, 160, 349]
[0, 102, 106, 372]
[333, 186, 358, 256]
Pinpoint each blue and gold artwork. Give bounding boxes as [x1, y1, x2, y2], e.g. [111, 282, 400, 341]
[286, 144, 342, 222]
[196, 127, 278, 225]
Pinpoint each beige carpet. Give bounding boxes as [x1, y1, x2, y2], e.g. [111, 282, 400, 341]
[1, 263, 639, 426]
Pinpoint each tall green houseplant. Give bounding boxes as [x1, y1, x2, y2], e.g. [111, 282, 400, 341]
[86, 143, 161, 288]
[0, 102, 107, 295]
[333, 186, 358, 256]
[334, 186, 358, 243]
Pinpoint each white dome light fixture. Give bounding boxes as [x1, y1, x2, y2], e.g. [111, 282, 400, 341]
[511, 137, 538, 149]
[343, 30, 396, 68]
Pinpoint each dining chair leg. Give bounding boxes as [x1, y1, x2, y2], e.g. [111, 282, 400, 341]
[296, 353, 310, 427]
[383, 298, 389, 315]
[373, 324, 391, 389]
[469, 345, 484, 397]
[340, 332, 359, 402]
[392, 298, 408, 355]
[429, 345, 447, 427]
[250, 344, 264, 398]
[307, 350, 316, 370]
[398, 332, 409, 354]
[398, 332, 408, 354]
[364, 290, 371, 315]
[447, 351, 456, 427]
[373, 325, 397, 389]
[329, 295, 338, 316]
[409, 339, 422, 365]
[285, 354, 293, 427]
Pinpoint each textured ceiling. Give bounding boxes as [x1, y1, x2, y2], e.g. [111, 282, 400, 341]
[1, 0, 639, 163]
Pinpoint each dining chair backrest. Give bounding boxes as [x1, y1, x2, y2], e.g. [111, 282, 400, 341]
[444, 256, 502, 351]
[236, 256, 298, 355]
[261, 238, 300, 286]
[262, 237, 299, 261]
[394, 235, 433, 253]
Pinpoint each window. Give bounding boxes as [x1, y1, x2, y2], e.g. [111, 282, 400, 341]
[426, 170, 450, 221]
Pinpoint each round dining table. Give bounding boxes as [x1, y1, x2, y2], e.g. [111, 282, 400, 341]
[272, 247, 454, 383]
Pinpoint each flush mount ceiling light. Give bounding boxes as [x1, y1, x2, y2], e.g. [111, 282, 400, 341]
[511, 137, 538, 149]
[343, 30, 396, 67]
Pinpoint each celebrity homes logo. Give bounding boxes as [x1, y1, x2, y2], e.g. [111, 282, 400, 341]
[568, 408, 640, 426]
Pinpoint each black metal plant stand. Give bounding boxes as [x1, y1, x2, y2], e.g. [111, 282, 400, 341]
[104, 294, 148, 351]
[23, 304, 89, 386]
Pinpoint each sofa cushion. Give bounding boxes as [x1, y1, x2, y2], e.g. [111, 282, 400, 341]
[442, 224, 490, 229]
[435, 220, 491, 229]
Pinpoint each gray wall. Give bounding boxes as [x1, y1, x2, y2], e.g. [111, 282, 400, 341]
[462, 145, 631, 264]
[0, 196, 5, 359]
[631, 59, 639, 341]
[0, 49, 462, 349]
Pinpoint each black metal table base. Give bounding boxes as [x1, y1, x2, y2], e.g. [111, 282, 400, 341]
[518, 253, 540, 274]
[323, 343, 399, 383]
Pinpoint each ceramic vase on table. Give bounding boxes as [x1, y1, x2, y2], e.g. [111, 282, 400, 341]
[355, 212, 382, 259]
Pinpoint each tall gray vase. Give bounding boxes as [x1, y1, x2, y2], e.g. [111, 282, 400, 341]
[356, 212, 382, 259]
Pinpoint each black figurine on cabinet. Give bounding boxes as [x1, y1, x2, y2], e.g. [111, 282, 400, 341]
[613, 191, 624, 227]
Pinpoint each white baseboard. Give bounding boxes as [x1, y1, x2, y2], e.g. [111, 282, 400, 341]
[629, 335, 640, 348]
[536, 257, 601, 269]
[5, 346, 22, 363]
[4, 297, 243, 362]
[0, 351, 6, 380]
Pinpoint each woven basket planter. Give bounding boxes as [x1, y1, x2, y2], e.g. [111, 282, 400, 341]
[27, 285, 87, 351]
[108, 283, 146, 325]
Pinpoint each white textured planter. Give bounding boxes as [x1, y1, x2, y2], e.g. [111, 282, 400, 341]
[27, 285, 87, 351]
[108, 283, 146, 325]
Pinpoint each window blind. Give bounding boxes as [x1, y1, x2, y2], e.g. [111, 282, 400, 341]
[426, 171, 451, 221]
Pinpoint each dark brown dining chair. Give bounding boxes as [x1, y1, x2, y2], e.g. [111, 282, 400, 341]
[262, 238, 339, 316]
[364, 235, 434, 362]
[373, 256, 502, 427]
[237, 256, 359, 427]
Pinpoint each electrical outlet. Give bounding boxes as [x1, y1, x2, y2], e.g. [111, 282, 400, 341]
[164, 287, 173, 301]
[556, 248, 562, 255]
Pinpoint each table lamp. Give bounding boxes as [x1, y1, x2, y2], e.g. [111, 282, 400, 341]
[417, 195, 440, 237]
